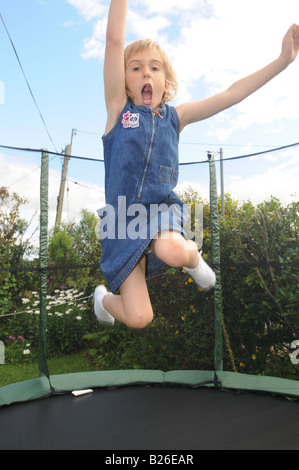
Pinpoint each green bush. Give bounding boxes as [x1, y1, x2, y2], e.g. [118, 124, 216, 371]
[4, 335, 37, 365]
[219, 195, 299, 378]
[83, 268, 215, 371]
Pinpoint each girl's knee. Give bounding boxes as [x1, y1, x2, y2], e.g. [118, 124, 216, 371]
[164, 239, 197, 268]
[152, 231, 198, 268]
[126, 308, 153, 329]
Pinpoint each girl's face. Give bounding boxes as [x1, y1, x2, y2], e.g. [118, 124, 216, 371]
[125, 48, 168, 109]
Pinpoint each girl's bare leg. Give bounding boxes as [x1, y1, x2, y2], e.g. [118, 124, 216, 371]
[151, 230, 216, 291]
[150, 230, 199, 269]
[102, 255, 153, 329]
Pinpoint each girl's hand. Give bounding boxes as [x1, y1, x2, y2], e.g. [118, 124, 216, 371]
[280, 23, 299, 65]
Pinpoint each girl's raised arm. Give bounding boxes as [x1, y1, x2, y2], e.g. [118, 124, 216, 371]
[104, 0, 128, 133]
[177, 23, 299, 132]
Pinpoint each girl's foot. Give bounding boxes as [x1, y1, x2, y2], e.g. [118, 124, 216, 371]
[183, 251, 216, 291]
[94, 285, 115, 326]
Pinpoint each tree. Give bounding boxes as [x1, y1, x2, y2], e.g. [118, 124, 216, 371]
[219, 195, 299, 376]
[47, 210, 104, 293]
[0, 187, 36, 315]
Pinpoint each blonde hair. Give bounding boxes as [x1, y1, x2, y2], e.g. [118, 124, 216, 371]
[124, 39, 178, 103]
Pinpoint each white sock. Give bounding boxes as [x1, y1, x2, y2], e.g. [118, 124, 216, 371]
[94, 285, 115, 326]
[183, 251, 216, 291]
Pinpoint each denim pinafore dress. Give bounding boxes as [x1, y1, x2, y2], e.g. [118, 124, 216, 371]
[98, 99, 187, 292]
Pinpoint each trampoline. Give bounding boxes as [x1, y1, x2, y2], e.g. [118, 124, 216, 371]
[1, 385, 299, 450]
[1, 151, 299, 451]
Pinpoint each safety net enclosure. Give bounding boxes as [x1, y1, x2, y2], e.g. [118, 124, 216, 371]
[1, 147, 299, 412]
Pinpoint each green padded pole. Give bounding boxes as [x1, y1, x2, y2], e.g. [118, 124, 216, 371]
[209, 153, 223, 372]
[38, 150, 50, 379]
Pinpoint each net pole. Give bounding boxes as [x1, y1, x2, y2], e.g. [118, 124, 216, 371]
[208, 152, 223, 372]
[38, 150, 50, 379]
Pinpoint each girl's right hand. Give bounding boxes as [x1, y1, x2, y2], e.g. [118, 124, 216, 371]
[280, 23, 299, 66]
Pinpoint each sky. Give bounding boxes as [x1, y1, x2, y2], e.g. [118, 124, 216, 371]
[0, 0, 299, 241]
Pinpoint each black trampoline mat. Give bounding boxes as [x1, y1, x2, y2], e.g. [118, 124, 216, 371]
[0, 386, 299, 450]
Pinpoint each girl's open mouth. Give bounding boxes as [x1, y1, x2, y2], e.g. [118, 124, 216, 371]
[142, 84, 152, 105]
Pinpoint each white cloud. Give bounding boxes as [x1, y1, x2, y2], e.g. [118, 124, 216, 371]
[225, 148, 299, 204]
[0, 153, 105, 237]
[127, 11, 171, 42]
[81, 18, 107, 59]
[176, 180, 210, 201]
[67, 0, 107, 21]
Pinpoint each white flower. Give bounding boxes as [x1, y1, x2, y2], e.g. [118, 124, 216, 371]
[23, 349, 30, 355]
[22, 298, 30, 304]
[76, 316, 82, 321]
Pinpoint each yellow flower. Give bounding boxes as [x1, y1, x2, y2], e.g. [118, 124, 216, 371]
[240, 362, 245, 368]
[175, 330, 179, 335]
[252, 354, 257, 361]
[188, 277, 193, 283]
[181, 316, 186, 321]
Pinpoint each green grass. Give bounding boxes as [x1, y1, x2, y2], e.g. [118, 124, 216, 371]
[0, 353, 95, 388]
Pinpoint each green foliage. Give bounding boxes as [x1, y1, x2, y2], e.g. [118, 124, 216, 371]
[83, 271, 214, 371]
[219, 195, 299, 377]
[4, 335, 37, 365]
[0, 288, 95, 361]
[0, 187, 37, 315]
[47, 210, 104, 293]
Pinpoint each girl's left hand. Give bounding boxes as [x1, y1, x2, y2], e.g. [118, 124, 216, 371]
[281, 23, 299, 65]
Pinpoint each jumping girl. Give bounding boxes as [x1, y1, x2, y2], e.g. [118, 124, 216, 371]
[94, 0, 299, 329]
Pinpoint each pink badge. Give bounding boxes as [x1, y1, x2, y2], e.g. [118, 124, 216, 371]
[122, 111, 140, 128]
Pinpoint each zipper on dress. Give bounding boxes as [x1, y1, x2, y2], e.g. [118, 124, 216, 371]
[136, 111, 156, 201]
